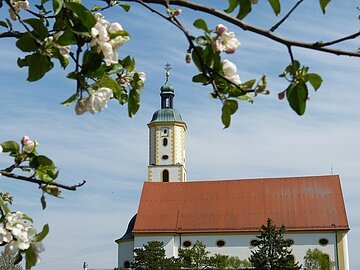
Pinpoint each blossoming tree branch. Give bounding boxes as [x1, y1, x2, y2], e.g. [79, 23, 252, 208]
[0, 0, 358, 268]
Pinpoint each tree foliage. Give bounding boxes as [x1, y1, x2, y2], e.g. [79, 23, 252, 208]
[178, 240, 211, 269]
[0, 251, 23, 270]
[249, 218, 301, 270]
[303, 248, 335, 270]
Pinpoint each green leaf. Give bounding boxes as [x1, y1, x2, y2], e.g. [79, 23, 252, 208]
[40, 194, 46, 210]
[192, 74, 209, 84]
[195, 36, 208, 46]
[66, 2, 96, 30]
[241, 79, 256, 89]
[32, 224, 49, 242]
[96, 76, 120, 99]
[27, 53, 54, 81]
[81, 50, 102, 75]
[237, 0, 252, 20]
[56, 28, 76, 46]
[0, 20, 8, 28]
[61, 93, 77, 106]
[52, 0, 63, 15]
[191, 47, 204, 72]
[120, 4, 131, 12]
[319, 0, 331, 14]
[30, 155, 58, 182]
[193, 19, 210, 33]
[26, 245, 37, 270]
[121, 55, 135, 72]
[224, 0, 239, 13]
[0, 197, 10, 214]
[305, 73, 323, 91]
[221, 100, 238, 128]
[22, 213, 34, 223]
[5, 18, 12, 30]
[1, 141, 20, 153]
[286, 82, 308, 115]
[16, 33, 38, 52]
[128, 87, 141, 117]
[268, 0, 281, 16]
[23, 18, 49, 39]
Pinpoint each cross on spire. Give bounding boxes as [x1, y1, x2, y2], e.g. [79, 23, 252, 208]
[164, 63, 172, 79]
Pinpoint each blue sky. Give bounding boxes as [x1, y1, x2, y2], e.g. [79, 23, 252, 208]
[0, 0, 359, 269]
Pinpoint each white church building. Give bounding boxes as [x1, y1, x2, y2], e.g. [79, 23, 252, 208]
[116, 70, 350, 269]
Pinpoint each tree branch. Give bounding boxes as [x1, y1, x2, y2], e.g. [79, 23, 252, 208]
[269, 0, 304, 32]
[124, 0, 360, 57]
[0, 170, 86, 191]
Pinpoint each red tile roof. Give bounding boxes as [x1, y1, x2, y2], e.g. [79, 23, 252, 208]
[133, 175, 349, 233]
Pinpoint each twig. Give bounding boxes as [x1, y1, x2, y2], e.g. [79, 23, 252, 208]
[0, 170, 86, 191]
[314, 31, 360, 47]
[124, 0, 360, 57]
[270, 0, 304, 32]
[5, 0, 33, 34]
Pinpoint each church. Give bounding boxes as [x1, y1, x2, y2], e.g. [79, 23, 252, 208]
[115, 69, 350, 270]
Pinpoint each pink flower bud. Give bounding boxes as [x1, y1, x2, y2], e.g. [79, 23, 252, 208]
[174, 9, 182, 16]
[216, 24, 228, 35]
[22, 136, 30, 144]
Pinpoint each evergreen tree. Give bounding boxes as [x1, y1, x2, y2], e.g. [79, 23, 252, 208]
[132, 241, 170, 270]
[0, 251, 23, 270]
[303, 249, 335, 270]
[249, 218, 301, 270]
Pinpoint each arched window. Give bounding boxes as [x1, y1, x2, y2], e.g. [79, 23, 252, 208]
[162, 170, 169, 182]
[163, 138, 168, 146]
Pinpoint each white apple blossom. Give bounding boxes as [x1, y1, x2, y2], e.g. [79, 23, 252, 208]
[75, 99, 91, 115]
[22, 137, 37, 153]
[108, 22, 123, 33]
[213, 31, 240, 53]
[0, 227, 13, 243]
[8, 0, 29, 20]
[216, 24, 228, 35]
[138, 72, 147, 83]
[90, 13, 129, 66]
[0, 145, 3, 154]
[222, 59, 242, 85]
[75, 87, 113, 115]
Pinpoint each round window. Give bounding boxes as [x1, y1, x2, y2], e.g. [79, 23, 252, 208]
[183, 240, 192, 247]
[162, 155, 169, 160]
[319, 238, 329, 246]
[216, 240, 225, 247]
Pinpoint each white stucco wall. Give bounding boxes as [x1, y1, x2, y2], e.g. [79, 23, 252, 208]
[134, 235, 177, 258]
[118, 240, 134, 268]
[149, 165, 182, 182]
[131, 231, 345, 268]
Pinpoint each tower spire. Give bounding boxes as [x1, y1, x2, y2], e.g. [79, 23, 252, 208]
[160, 63, 174, 109]
[147, 65, 187, 183]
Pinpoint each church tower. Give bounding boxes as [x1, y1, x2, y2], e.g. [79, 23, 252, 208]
[147, 65, 187, 182]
